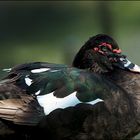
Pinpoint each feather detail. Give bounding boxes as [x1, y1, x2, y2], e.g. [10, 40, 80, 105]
[0, 96, 44, 125]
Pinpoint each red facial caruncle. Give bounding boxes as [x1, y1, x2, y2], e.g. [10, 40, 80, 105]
[93, 42, 122, 55]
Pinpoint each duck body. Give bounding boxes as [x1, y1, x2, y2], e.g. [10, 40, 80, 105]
[95, 69, 140, 139]
[105, 69, 140, 138]
[35, 68, 140, 140]
[0, 34, 140, 139]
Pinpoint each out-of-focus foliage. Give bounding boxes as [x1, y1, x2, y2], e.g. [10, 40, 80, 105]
[0, 1, 140, 138]
[1, 1, 140, 67]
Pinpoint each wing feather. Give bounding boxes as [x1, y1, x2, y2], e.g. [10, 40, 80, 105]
[9, 62, 122, 103]
[0, 82, 44, 125]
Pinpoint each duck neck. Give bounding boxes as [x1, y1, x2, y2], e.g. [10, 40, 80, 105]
[106, 69, 140, 122]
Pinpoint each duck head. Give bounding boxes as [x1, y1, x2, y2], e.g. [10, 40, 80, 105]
[73, 34, 140, 73]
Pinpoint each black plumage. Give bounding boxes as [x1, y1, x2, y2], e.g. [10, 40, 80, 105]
[0, 34, 140, 139]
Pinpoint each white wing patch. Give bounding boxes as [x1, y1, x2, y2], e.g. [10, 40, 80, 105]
[3, 68, 12, 72]
[25, 76, 32, 86]
[31, 68, 50, 73]
[36, 91, 103, 115]
[50, 70, 61, 72]
[35, 90, 41, 95]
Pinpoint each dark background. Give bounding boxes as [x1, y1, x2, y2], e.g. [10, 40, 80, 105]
[0, 1, 140, 138]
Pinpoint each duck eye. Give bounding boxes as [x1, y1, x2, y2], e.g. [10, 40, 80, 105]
[100, 46, 108, 52]
[98, 42, 112, 52]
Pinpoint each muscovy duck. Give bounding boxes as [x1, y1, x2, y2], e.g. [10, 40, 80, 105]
[0, 34, 140, 140]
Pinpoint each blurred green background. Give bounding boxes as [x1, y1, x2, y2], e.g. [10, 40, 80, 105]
[0, 1, 140, 138]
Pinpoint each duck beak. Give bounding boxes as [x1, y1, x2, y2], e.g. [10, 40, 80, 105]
[115, 56, 140, 73]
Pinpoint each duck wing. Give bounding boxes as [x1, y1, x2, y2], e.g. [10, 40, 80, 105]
[0, 81, 44, 126]
[3, 62, 128, 116]
[0, 62, 134, 139]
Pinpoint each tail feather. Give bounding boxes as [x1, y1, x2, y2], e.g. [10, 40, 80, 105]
[0, 96, 44, 125]
[0, 80, 45, 125]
